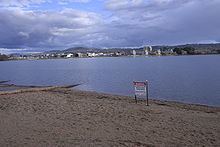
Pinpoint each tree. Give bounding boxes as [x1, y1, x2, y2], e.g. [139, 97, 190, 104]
[173, 47, 195, 55]
[173, 48, 182, 55]
[0, 54, 9, 61]
[182, 47, 195, 55]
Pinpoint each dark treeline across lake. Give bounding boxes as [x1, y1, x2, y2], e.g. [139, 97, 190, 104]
[0, 55, 219, 106]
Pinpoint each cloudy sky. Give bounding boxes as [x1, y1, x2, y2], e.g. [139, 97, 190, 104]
[0, 0, 220, 53]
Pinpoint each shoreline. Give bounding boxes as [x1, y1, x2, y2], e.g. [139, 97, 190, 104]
[1, 82, 219, 108]
[1, 86, 219, 111]
[1, 87, 220, 109]
[0, 87, 219, 146]
[75, 88, 220, 108]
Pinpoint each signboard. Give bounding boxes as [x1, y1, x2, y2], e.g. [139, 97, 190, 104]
[133, 81, 149, 106]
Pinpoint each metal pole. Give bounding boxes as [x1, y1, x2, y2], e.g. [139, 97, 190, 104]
[146, 81, 149, 106]
[135, 94, 137, 104]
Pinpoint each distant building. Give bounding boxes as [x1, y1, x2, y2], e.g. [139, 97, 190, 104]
[148, 46, 153, 52]
[115, 52, 123, 56]
[76, 53, 83, 58]
[132, 50, 136, 56]
[144, 48, 149, 56]
[157, 49, 161, 56]
[144, 46, 153, 52]
[162, 49, 174, 55]
[97, 53, 104, 56]
[66, 53, 73, 58]
[87, 52, 96, 57]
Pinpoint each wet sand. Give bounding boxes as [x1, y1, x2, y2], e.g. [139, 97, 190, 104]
[0, 88, 219, 146]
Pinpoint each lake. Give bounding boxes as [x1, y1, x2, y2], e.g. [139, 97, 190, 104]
[0, 55, 220, 106]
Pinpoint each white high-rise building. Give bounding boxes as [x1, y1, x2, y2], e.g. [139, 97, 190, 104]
[149, 46, 152, 52]
[144, 46, 152, 52]
[132, 50, 136, 56]
[157, 49, 161, 55]
[144, 49, 149, 55]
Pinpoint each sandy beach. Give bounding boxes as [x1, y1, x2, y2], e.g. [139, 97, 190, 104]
[0, 87, 219, 146]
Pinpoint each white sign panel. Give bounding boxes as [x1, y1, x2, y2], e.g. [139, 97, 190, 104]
[133, 81, 149, 105]
[133, 81, 147, 95]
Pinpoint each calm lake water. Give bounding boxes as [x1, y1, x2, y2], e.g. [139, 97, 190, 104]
[0, 55, 220, 106]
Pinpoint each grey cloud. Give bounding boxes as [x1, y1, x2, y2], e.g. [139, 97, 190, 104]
[60, 0, 91, 3]
[0, 0, 91, 8]
[0, 0, 47, 7]
[103, 0, 220, 46]
[0, 0, 220, 51]
[0, 8, 103, 50]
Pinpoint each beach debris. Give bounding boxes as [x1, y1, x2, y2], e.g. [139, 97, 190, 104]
[0, 83, 82, 95]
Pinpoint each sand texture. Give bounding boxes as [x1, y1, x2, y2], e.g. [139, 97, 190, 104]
[0, 88, 219, 146]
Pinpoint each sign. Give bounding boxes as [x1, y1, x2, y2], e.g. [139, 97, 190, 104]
[133, 81, 149, 106]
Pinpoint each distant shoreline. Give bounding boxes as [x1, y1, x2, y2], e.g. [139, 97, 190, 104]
[2, 43, 220, 61]
[1, 53, 220, 62]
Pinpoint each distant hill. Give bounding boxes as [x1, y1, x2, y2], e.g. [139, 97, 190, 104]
[64, 47, 101, 53]
[154, 43, 220, 50]
[177, 43, 220, 50]
[42, 43, 220, 54]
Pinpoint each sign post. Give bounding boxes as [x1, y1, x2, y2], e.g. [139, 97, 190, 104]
[133, 81, 149, 106]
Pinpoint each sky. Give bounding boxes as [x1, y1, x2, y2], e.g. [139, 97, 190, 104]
[0, 0, 220, 53]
